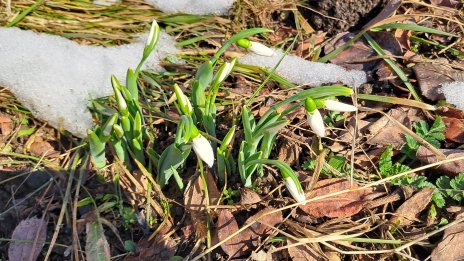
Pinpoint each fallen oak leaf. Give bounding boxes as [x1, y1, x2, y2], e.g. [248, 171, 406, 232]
[390, 187, 434, 227]
[299, 178, 372, 218]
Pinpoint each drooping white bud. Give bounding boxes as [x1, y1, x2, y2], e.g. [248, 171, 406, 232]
[307, 109, 325, 137]
[324, 100, 357, 112]
[284, 177, 306, 203]
[192, 134, 214, 168]
[249, 41, 275, 57]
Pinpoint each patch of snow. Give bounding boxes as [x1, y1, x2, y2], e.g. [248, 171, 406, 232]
[439, 81, 464, 110]
[145, 0, 235, 15]
[0, 27, 179, 137]
[239, 49, 367, 88]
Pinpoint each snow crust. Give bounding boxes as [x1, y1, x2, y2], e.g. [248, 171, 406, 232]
[0, 27, 178, 137]
[239, 49, 367, 88]
[440, 81, 464, 110]
[145, 0, 235, 15]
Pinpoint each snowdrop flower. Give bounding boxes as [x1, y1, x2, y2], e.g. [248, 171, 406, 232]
[145, 20, 160, 52]
[237, 39, 275, 57]
[173, 84, 193, 115]
[192, 134, 214, 168]
[305, 98, 325, 137]
[284, 177, 306, 202]
[305, 98, 357, 137]
[323, 99, 357, 112]
[214, 58, 236, 84]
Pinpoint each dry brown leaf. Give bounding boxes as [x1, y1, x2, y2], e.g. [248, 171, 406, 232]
[413, 63, 464, 101]
[124, 226, 176, 261]
[299, 178, 371, 218]
[287, 238, 324, 261]
[430, 0, 460, 7]
[217, 209, 249, 258]
[390, 188, 434, 227]
[443, 117, 464, 143]
[431, 223, 464, 261]
[437, 106, 464, 119]
[184, 170, 220, 211]
[29, 140, 59, 158]
[8, 217, 47, 261]
[0, 116, 13, 136]
[277, 139, 300, 166]
[324, 32, 377, 71]
[366, 108, 422, 148]
[362, 0, 403, 29]
[416, 146, 464, 175]
[244, 207, 283, 238]
[240, 188, 263, 205]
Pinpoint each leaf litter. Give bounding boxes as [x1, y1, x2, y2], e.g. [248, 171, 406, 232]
[1, 0, 464, 260]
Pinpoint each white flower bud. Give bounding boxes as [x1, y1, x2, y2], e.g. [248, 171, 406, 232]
[249, 41, 275, 57]
[192, 134, 214, 168]
[284, 177, 306, 202]
[324, 100, 357, 112]
[307, 109, 325, 137]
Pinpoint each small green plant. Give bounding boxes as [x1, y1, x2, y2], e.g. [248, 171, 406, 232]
[436, 173, 464, 204]
[400, 117, 445, 160]
[379, 145, 445, 207]
[302, 154, 351, 177]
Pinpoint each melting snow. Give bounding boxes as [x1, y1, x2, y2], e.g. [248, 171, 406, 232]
[145, 0, 235, 15]
[239, 49, 367, 88]
[440, 81, 464, 110]
[0, 27, 179, 137]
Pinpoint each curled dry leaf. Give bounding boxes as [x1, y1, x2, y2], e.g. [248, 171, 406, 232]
[324, 31, 401, 72]
[216, 208, 283, 258]
[30, 139, 59, 158]
[431, 223, 464, 261]
[443, 117, 464, 143]
[390, 187, 434, 227]
[123, 226, 176, 261]
[416, 146, 464, 175]
[366, 108, 422, 148]
[299, 178, 371, 218]
[8, 217, 47, 261]
[287, 238, 325, 261]
[240, 188, 263, 205]
[413, 63, 464, 101]
[184, 170, 220, 212]
[362, 0, 402, 29]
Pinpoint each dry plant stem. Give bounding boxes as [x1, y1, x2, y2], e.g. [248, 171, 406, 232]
[361, 107, 446, 160]
[365, 188, 403, 209]
[198, 159, 212, 261]
[194, 155, 464, 260]
[44, 154, 79, 260]
[350, 91, 359, 187]
[72, 158, 88, 261]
